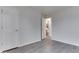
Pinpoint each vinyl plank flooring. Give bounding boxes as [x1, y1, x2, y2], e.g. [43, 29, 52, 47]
[3, 39, 79, 53]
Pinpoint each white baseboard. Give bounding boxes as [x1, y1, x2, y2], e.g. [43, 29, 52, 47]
[16, 40, 41, 48]
[52, 39, 79, 46]
[1, 40, 41, 53]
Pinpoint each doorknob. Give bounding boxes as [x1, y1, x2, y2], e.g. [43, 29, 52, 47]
[16, 29, 18, 32]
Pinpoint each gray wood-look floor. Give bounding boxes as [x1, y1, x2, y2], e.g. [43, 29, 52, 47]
[3, 39, 79, 53]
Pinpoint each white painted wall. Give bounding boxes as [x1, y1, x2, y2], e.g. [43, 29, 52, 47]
[52, 7, 79, 46]
[18, 8, 41, 47]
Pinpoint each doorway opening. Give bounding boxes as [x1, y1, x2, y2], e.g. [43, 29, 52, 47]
[42, 16, 52, 40]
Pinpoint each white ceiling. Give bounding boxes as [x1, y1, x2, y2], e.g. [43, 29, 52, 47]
[16, 6, 70, 16]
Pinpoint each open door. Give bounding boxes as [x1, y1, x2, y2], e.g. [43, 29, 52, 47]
[42, 16, 52, 40]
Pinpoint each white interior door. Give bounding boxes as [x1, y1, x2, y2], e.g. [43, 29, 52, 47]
[0, 8, 4, 52]
[2, 7, 18, 50]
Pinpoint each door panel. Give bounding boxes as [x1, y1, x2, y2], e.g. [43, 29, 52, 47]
[3, 32, 17, 50]
[3, 7, 17, 32]
[2, 7, 18, 50]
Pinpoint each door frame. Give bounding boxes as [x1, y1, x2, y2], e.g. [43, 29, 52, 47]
[41, 15, 52, 40]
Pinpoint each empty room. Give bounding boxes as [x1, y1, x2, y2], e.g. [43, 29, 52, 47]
[0, 6, 79, 53]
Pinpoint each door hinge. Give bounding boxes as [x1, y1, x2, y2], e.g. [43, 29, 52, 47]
[1, 26, 3, 30]
[1, 9, 3, 14]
